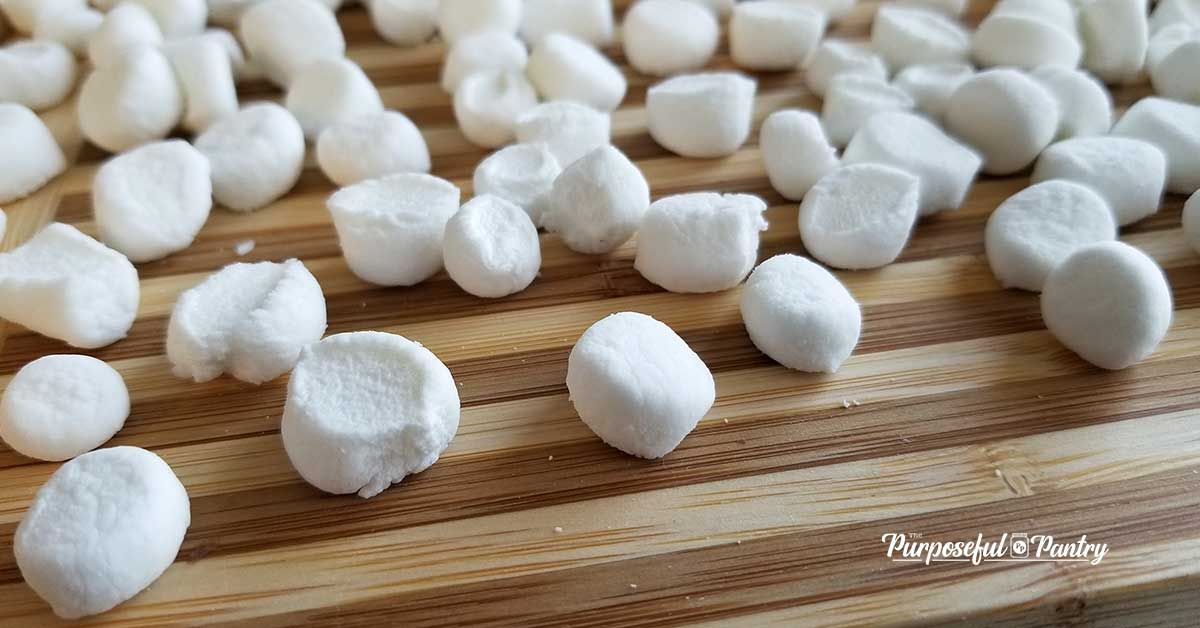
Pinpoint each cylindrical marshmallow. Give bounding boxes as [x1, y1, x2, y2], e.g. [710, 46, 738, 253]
[437, 0, 521, 44]
[1147, 24, 1200, 103]
[1030, 66, 1113, 140]
[1150, 0, 1200, 33]
[195, 102, 305, 212]
[760, 109, 839, 201]
[367, 0, 438, 47]
[804, 39, 888, 98]
[799, 163, 920, 270]
[514, 101, 610, 168]
[730, 1, 826, 72]
[239, 0, 345, 87]
[125, 0, 206, 37]
[893, 62, 973, 121]
[526, 33, 627, 112]
[33, 7, 104, 57]
[543, 144, 649, 254]
[87, 3, 163, 68]
[165, 36, 239, 133]
[1, 0, 84, 34]
[647, 72, 757, 158]
[519, 0, 613, 47]
[442, 30, 527, 94]
[453, 69, 539, 148]
[1032, 136, 1167, 226]
[443, 194, 541, 298]
[78, 46, 183, 154]
[1080, 0, 1148, 84]
[972, 7, 1082, 70]
[0, 39, 77, 112]
[0, 104, 68, 204]
[472, 143, 562, 225]
[871, 4, 971, 71]
[286, 57, 384, 141]
[1111, 97, 1200, 194]
[316, 110, 431, 187]
[944, 68, 1060, 175]
[821, 74, 915, 147]
[621, 0, 719, 76]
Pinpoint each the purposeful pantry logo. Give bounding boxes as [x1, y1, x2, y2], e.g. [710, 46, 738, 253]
[882, 532, 1109, 566]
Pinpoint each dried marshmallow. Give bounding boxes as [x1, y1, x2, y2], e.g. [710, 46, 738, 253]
[0, 104, 67, 204]
[442, 30, 527, 94]
[543, 145, 649, 254]
[0, 41, 77, 112]
[799, 163, 920, 270]
[165, 36, 238, 133]
[944, 68, 1060, 175]
[78, 46, 183, 154]
[804, 39, 888, 98]
[443, 194, 541, 298]
[1111, 97, 1200, 194]
[437, 0, 521, 44]
[520, 0, 614, 47]
[526, 33, 627, 112]
[239, 0, 345, 87]
[647, 72, 757, 158]
[514, 101, 610, 168]
[1032, 137, 1167, 226]
[871, 4, 971, 71]
[453, 69, 539, 148]
[316, 110, 431, 187]
[893, 62, 973, 121]
[472, 143, 562, 225]
[195, 103, 305, 212]
[622, 0, 719, 77]
[760, 109, 839, 201]
[367, 0, 438, 47]
[286, 58, 384, 142]
[821, 74, 914, 147]
[1030, 66, 1113, 140]
[730, 2, 826, 72]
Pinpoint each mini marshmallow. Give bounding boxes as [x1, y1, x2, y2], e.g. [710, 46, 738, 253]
[1042, 241, 1173, 370]
[514, 101, 610, 168]
[240, 0, 345, 87]
[871, 4, 971, 71]
[821, 74, 915, 147]
[567, 312, 714, 459]
[0, 0, 84, 33]
[1029, 66, 1113, 140]
[647, 72, 757, 158]
[443, 194, 541, 298]
[0, 355, 128, 461]
[282, 331, 460, 498]
[327, 173, 461, 286]
[1032, 136, 1167, 226]
[286, 58, 384, 141]
[87, 3, 163, 68]
[437, 0, 521, 44]
[453, 69, 539, 148]
[1150, 0, 1200, 33]
[730, 1, 826, 72]
[972, 8, 1082, 70]
[1148, 24, 1200, 103]
[760, 109, 839, 201]
[0, 42, 73, 113]
[14, 447, 189, 619]
[127, 0, 206, 37]
[1112, 97, 1200, 194]
[799, 163, 920, 270]
[195, 103, 305, 212]
[622, 0, 719, 77]
[168, 259, 327, 384]
[78, 46, 183, 154]
[442, 30, 527, 93]
[93, 140, 211, 263]
[543, 145, 649, 254]
[526, 33, 627, 112]
[985, 180, 1116, 292]
[520, 0, 613, 47]
[316, 110, 430, 187]
[944, 68, 1060, 175]
[190, 28, 257, 82]
[1080, 0, 1148, 84]
[633, 192, 768, 293]
[165, 36, 238, 133]
[0, 223, 138, 348]
[843, 111, 982, 216]
[740, 254, 862, 373]
[893, 62, 973, 121]
[1184, 191, 1200, 254]
[789, 0, 856, 20]
[367, 0, 438, 47]
[804, 39, 888, 98]
[32, 7, 103, 57]
[897, 0, 967, 14]
[0, 104, 67, 204]
[472, 143, 561, 225]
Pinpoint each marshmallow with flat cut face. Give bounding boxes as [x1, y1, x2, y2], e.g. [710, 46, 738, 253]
[972, 1, 1082, 70]
[520, 0, 613, 47]
[1030, 66, 1113, 140]
[0, 41, 76, 112]
[1080, 0, 1148, 84]
[88, 3, 163, 68]
[514, 101, 610, 168]
[78, 46, 183, 154]
[0, 104, 67, 205]
[647, 72, 757, 158]
[1184, 191, 1200, 254]
[821, 74, 914, 147]
[730, 2, 826, 72]
[944, 68, 1060, 175]
[316, 110, 431, 187]
[453, 69, 539, 148]
[893, 62, 973, 121]
[800, 163, 920, 270]
[473, 143, 561, 226]
[437, 0, 521, 43]
[240, 0, 345, 87]
[1111, 97, 1200, 194]
[195, 103, 305, 212]
[286, 57, 384, 141]
[871, 4, 970, 71]
[33, 7, 103, 56]
[1148, 24, 1200, 103]
[622, 0, 719, 77]
[367, 0, 437, 47]
[1032, 137, 1166, 227]
[443, 194, 542, 298]
[760, 109, 839, 201]
[543, 145, 649, 254]
[804, 39, 888, 98]
[165, 36, 239, 133]
[441, 30, 527, 94]
[526, 33, 627, 112]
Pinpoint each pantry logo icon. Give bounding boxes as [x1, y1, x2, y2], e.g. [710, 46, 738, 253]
[881, 532, 1108, 566]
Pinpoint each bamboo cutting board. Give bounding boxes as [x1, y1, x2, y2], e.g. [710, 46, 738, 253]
[3, 1, 1200, 625]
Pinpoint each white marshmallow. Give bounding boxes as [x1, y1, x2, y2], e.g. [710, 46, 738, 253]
[990, 0, 1079, 37]
[985, 180, 1117, 292]
[740, 254, 862, 373]
[472, 143, 561, 225]
[543, 145, 649, 254]
[453, 69, 539, 148]
[1029, 66, 1113, 140]
[195, 103, 305, 212]
[0, 40, 76, 113]
[0, 355, 128, 461]
[1080, 0, 1148, 84]
[634, 192, 768, 293]
[437, 0, 521, 44]
[316, 110, 430, 187]
[647, 72, 756, 157]
[821, 74, 914, 147]
[896, 0, 967, 14]
[78, 46, 183, 154]
[442, 30, 527, 94]
[1148, 24, 1200, 103]
[679, 0, 735, 17]
[567, 312, 714, 459]
[87, 3, 163, 68]
[0, 223, 138, 348]
[165, 36, 238, 133]
[804, 39, 888, 98]
[520, 0, 613, 47]
[327, 173, 461, 286]
[1, 0, 84, 33]
[972, 10, 1082, 70]
[1042, 241, 1173, 370]
[240, 0, 345, 87]
[893, 62, 973, 121]
[286, 58, 384, 142]
[1184, 190, 1200, 254]
[14, 447, 189, 619]
[944, 68, 1060, 175]
[167, 259, 327, 384]
[730, 2, 826, 72]
[622, 0, 719, 77]
[0, 104, 67, 204]
[871, 4, 971, 71]
[843, 111, 982, 216]
[443, 194, 541, 298]
[282, 331, 460, 498]
[526, 33, 627, 112]
[127, 0, 206, 37]
[514, 101, 610, 168]
[799, 163, 920, 270]
[367, 0, 437, 47]
[190, 28, 257, 82]
[32, 7, 103, 57]
[788, 0, 856, 20]
[1150, 0, 1200, 33]
[760, 109, 839, 201]
[1032, 136, 1167, 226]
[1111, 97, 1200, 194]
[207, 0, 259, 28]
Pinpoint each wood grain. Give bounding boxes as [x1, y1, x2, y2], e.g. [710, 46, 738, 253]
[2, 0, 1199, 626]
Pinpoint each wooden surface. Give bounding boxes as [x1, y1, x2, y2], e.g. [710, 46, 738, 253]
[3, 1, 1200, 625]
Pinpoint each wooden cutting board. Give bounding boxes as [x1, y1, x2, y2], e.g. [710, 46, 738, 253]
[2, 1, 1199, 625]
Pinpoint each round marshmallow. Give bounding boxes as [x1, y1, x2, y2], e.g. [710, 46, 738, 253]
[760, 109, 840, 201]
[1030, 66, 1113, 140]
[520, 0, 613, 47]
[799, 163, 920, 270]
[33, 7, 104, 56]
[647, 72, 757, 158]
[871, 4, 971, 71]
[442, 30, 527, 94]
[972, 10, 1082, 70]
[634, 192, 768, 293]
[1184, 191, 1200, 254]
[78, 46, 183, 154]
[567, 312, 714, 459]
[0, 104, 67, 204]
[286, 57, 384, 141]
[741, 254, 862, 373]
[239, 0, 345, 87]
[14, 447, 189, 619]
[282, 331, 460, 498]
[0, 41, 77, 111]
[437, 0, 521, 44]
[165, 36, 238, 133]
[985, 180, 1117, 292]
[327, 173, 461, 286]
[316, 110, 431, 187]
[622, 0, 719, 76]
[1042, 241, 1173, 370]
[1032, 136, 1167, 226]
[453, 69, 539, 148]
[1080, 0, 1148, 84]
[821, 74, 915, 147]
[473, 143, 561, 226]
[443, 194, 541, 298]
[0, 208, 6, 241]
[543, 145, 649, 254]
[804, 39, 888, 98]
[1111, 97, 1200, 194]
[206, 0, 256, 27]
[367, 0, 437, 46]
[526, 33, 627, 112]
[195, 102, 305, 212]
[87, 3, 163, 68]
[1148, 24, 1200, 103]
[730, 1, 826, 72]
[893, 62, 973, 121]
[514, 101, 610, 167]
[944, 68, 1060, 175]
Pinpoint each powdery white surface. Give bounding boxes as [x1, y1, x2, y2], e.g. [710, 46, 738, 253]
[740, 254, 862, 373]
[195, 103, 305, 212]
[729, 1, 826, 72]
[78, 46, 183, 154]
[1030, 66, 1113, 140]
[239, 0, 345, 87]
[0, 40, 77, 112]
[515, 101, 610, 168]
[972, 12, 1082, 70]
[1042, 242, 1173, 370]
[680, 0, 734, 17]
[317, 110, 431, 187]
[984, 180, 1117, 292]
[1080, 0, 1148, 84]
[453, 69, 539, 148]
[893, 62, 973, 121]
[1147, 24, 1200, 103]
[473, 143, 561, 225]
[520, 0, 613, 47]
[327, 173, 461, 286]
[33, 7, 103, 56]
[944, 68, 1060, 175]
[443, 194, 541, 298]
[437, 0, 520, 43]
[0, 104, 67, 205]
[526, 33, 627, 112]
[165, 36, 239, 133]
[14, 447, 190, 619]
[760, 110, 839, 201]
[821, 74, 915, 147]
[1184, 191, 1200, 254]
[0, 355, 128, 461]
[126, 0, 206, 38]
[871, 4, 970, 71]
[286, 57, 384, 141]
[1111, 97, 1200, 194]
[282, 331, 460, 498]
[441, 30, 527, 94]
[804, 39, 888, 98]
[87, 3, 162, 68]
[798, 163, 920, 270]
[633, 192, 768, 293]
[1032, 136, 1167, 227]
[622, 0, 719, 76]
[367, 0, 437, 47]
[543, 144, 650, 254]
[92, 140, 212, 263]
[566, 312, 714, 459]
[647, 72, 757, 158]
